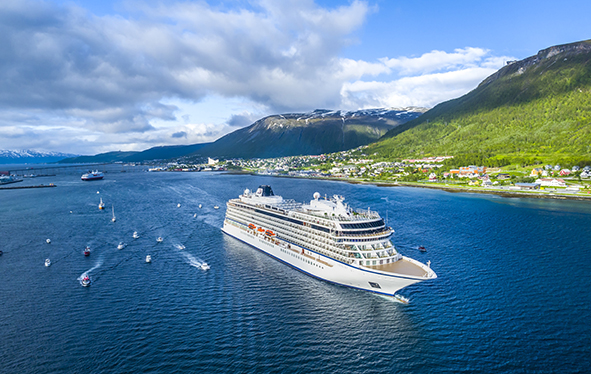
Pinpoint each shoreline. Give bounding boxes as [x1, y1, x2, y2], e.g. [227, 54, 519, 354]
[243, 173, 591, 202]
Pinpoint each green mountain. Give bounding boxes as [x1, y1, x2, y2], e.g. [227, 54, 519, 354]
[59, 143, 209, 163]
[192, 108, 426, 159]
[367, 40, 591, 166]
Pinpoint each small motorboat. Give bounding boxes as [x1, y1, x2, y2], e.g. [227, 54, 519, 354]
[133, 231, 139, 239]
[418, 246, 427, 252]
[81, 275, 91, 287]
[46, 238, 51, 244]
[156, 237, 163, 243]
[198, 204, 202, 209]
[45, 258, 51, 267]
[111, 206, 116, 222]
[99, 198, 105, 210]
[117, 242, 125, 250]
[213, 205, 219, 209]
[200, 262, 210, 271]
[177, 203, 181, 208]
[193, 213, 197, 218]
[145, 255, 152, 263]
[175, 244, 185, 250]
[394, 294, 409, 304]
[84, 246, 91, 256]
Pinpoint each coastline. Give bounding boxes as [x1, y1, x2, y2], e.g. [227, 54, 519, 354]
[241, 173, 591, 202]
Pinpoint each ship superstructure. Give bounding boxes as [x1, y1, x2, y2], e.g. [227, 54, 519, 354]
[222, 185, 436, 297]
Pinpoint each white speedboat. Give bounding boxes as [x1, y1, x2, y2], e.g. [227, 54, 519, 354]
[99, 198, 105, 210]
[198, 204, 202, 209]
[46, 238, 51, 244]
[213, 205, 219, 209]
[111, 206, 116, 222]
[145, 255, 152, 263]
[81, 275, 91, 287]
[193, 213, 197, 218]
[117, 242, 125, 250]
[177, 203, 181, 208]
[200, 262, 210, 270]
[133, 231, 139, 239]
[156, 237, 163, 243]
[45, 259, 51, 267]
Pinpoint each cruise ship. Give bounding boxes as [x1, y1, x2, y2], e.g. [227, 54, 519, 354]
[222, 185, 437, 297]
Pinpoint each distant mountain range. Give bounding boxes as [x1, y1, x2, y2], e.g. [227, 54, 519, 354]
[0, 149, 79, 164]
[368, 39, 591, 166]
[59, 143, 210, 164]
[59, 107, 426, 163]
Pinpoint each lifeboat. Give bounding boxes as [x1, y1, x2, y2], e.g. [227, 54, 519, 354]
[265, 230, 275, 236]
[248, 223, 256, 229]
[257, 227, 264, 232]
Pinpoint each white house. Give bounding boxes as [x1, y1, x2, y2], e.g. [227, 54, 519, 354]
[535, 178, 567, 187]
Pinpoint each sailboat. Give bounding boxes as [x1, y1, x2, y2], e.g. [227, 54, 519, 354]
[133, 231, 139, 239]
[99, 198, 105, 210]
[111, 205, 116, 222]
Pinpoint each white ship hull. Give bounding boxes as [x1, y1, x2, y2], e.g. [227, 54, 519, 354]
[222, 219, 427, 296]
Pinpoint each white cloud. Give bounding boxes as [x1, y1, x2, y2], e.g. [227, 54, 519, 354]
[338, 49, 514, 109]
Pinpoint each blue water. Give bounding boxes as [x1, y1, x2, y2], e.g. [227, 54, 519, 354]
[1, 171, 590, 373]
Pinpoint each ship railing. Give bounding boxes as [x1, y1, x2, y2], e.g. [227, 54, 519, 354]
[331, 230, 392, 239]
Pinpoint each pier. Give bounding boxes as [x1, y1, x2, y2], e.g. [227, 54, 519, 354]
[0, 184, 57, 190]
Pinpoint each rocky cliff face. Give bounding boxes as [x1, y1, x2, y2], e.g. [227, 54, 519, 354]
[480, 39, 591, 88]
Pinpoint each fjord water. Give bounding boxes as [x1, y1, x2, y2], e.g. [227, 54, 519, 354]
[1, 171, 590, 373]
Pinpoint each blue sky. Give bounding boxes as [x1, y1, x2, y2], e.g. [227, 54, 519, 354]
[1, 0, 590, 155]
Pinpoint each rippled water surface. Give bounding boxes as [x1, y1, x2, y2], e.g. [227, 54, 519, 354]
[1, 171, 590, 373]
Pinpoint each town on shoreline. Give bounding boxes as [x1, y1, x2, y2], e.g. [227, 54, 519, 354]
[161, 150, 591, 201]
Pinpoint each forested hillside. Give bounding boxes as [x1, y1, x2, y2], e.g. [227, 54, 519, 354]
[367, 40, 591, 166]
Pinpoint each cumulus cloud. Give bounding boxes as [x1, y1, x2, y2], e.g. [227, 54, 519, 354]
[0, 0, 513, 154]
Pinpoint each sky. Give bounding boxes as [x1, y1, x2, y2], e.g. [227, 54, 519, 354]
[1, 0, 590, 155]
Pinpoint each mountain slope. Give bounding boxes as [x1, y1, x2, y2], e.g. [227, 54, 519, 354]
[368, 40, 591, 165]
[192, 108, 426, 159]
[59, 143, 210, 163]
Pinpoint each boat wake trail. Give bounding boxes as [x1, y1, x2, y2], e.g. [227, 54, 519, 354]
[180, 251, 204, 269]
[78, 256, 104, 280]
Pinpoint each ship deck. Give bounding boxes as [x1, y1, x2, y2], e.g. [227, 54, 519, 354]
[369, 259, 429, 277]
